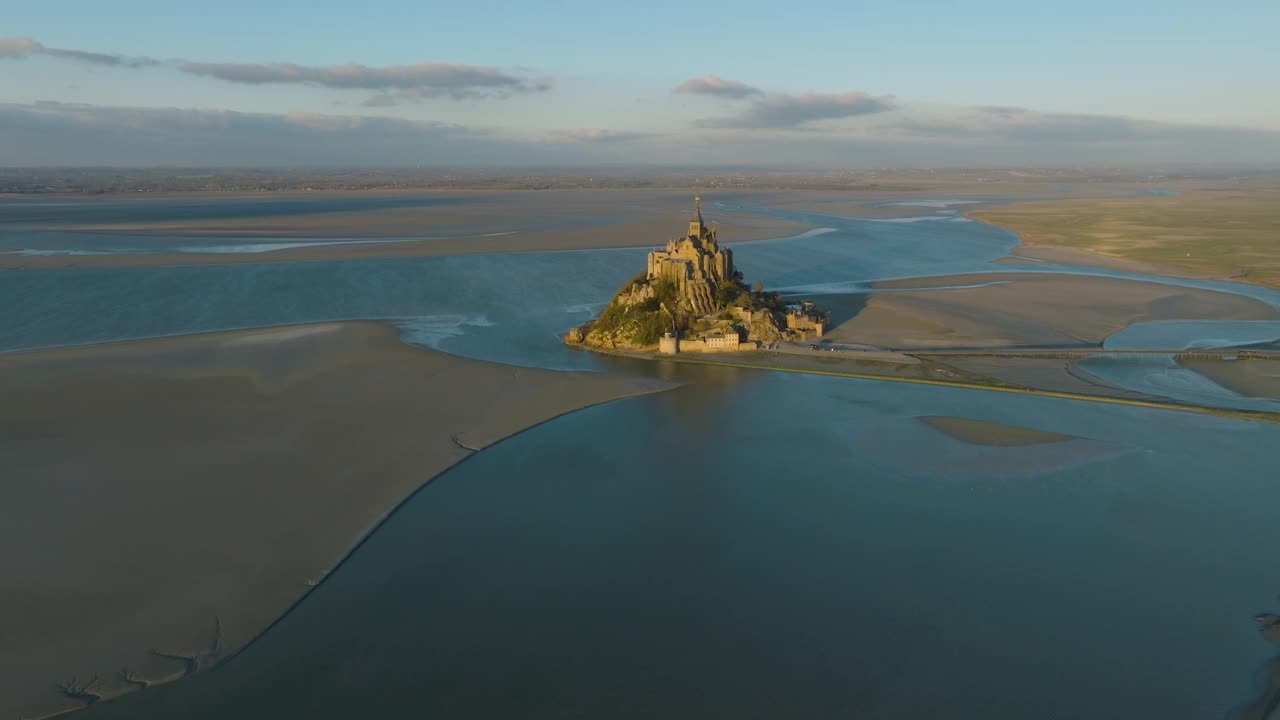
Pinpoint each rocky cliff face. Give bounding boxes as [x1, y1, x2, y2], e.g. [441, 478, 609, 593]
[576, 276, 667, 349]
[568, 266, 777, 351]
[736, 309, 785, 344]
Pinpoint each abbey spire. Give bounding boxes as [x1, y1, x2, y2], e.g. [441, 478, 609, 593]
[649, 195, 733, 315]
[689, 194, 708, 241]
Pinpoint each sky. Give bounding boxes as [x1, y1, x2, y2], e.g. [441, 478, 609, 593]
[2, 0, 1278, 167]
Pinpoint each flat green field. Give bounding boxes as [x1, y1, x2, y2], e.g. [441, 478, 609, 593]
[970, 183, 1280, 289]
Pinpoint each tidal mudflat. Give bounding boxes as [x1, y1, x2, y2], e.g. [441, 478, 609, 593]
[0, 322, 672, 719]
[919, 414, 1077, 445]
[0, 190, 811, 268]
[825, 272, 1276, 350]
[72, 367, 1280, 720]
[1184, 358, 1280, 400]
[5, 187, 1280, 719]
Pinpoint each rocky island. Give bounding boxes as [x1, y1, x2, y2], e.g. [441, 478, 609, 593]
[566, 196, 827, 354]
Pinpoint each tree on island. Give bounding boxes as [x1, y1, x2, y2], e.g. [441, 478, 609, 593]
[716, 280, 746, 308]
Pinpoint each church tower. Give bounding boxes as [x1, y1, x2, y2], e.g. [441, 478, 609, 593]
[644, 192, 734, 315]
[688, 194, 705, 239]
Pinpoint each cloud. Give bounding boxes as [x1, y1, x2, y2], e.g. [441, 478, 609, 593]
[0, 37, 549, 100]
[0, 102, 667, 165]
[998, 112, 1146, 142]
[975, 105, 1028, 116]
[548, 128, 654, 143]
[0, 37, 40, 58]
[696, 91, 895, 128]
[181, 60, 551, 99]
[889, 106, 1266, 146]
[2, 100, 1278, 167]
[361, 93, 403, 108]
[43, 47, 160, 68]
[673, 74, 763, 99]
[360, 76, 552, 106]
[0, 101, 536, 165]
[668, 121, 1280, 167]
[0, 36, 158, 67]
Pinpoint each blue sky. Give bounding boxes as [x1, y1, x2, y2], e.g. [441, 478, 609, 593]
[2, 0, 1278, 166]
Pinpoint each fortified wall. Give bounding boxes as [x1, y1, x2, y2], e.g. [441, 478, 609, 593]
[784, 301, 825, 340]
[657, 331, 759, 354]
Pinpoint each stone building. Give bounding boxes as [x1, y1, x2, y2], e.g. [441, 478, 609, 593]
[785, 301, 825, 339]
[676, 335, 759, 353]
[658, 332, 679, 355]
[645, 196, 735, 315]
[731, 307, 769, 323]
[565, 194, 820, 355]
[702, 331, 740, 351]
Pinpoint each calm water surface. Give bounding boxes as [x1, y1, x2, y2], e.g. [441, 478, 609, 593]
[5, 196, 1279, 717]
[8, 214, 1280, 360]
[82, 366, 1280, 719]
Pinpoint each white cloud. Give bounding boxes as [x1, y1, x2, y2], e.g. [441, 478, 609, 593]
[695, 91, 895, 128]
[673, 74, 763, 99]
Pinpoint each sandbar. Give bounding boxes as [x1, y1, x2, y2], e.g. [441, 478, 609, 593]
[824, 273, 1276, 350]
[993, 244, 1180, 276]
[932, 356, 1164, 401]
[0, 190, 812, 269]
[0, 322, 675, 718]
[919, 415, 1077, 446]
[1180, 358, 1280, 401]
[729, 180, 1193, 220]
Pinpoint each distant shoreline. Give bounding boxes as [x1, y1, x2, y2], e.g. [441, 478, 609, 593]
[964, 184, 1280, 291]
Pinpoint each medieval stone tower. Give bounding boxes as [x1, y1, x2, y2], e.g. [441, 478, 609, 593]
[645, 196, 735, 315]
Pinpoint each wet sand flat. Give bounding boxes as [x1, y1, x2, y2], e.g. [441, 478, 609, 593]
[0, 190, 811, 269]
[1181, 358, 1280, 401]
[0, 215, 806, 270]
[735, 180, 1194, 219]
[933, 356, 1166, 400]
[824, 273, 1276, 350]
[0, 322, 674, 719]
[36, 190, 789, 237]
[920, 415, 1077, 446]
[994, 244, 1181, 276]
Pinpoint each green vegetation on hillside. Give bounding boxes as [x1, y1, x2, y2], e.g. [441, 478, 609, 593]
[592, 299, 668, 346]
[589, 276, 685, 346]
[580, 266, 823, 349]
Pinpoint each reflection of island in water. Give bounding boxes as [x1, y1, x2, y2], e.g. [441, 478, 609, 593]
[565, 196, 826, 354]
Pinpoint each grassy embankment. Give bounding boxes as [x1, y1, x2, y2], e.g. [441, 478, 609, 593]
[969, 183, 1280, 289]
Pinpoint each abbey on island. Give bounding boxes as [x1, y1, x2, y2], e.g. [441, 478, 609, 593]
[565, 196, 826, 354]
[646, 196, 736, 316]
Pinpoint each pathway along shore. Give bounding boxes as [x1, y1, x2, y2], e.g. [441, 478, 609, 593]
[582, 345, 1280, 425]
